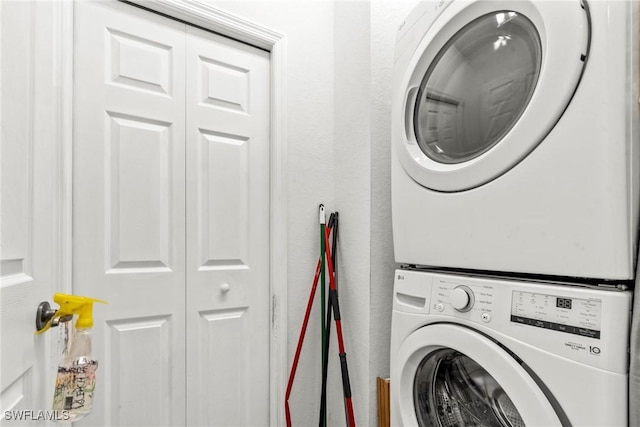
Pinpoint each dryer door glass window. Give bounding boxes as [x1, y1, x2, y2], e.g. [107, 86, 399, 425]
[414, 12, 541, 164]
[413, 348, 525, 427]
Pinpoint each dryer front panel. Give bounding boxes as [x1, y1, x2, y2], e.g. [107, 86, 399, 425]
[394, 0, 589, 192]
[414, 11, 541, 165]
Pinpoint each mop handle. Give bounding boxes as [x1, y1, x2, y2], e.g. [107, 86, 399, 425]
[319, 213, 337, 427]
[319, 205, 327, 422]
[324, 226, 356, 427]
[285, 221, 333, 427]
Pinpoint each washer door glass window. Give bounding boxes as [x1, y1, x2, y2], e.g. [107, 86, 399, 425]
[414, 11, 541, 164]
[414, 349, 525, 427]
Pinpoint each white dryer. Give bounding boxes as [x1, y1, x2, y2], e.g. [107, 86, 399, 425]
[390, 269, 631, 426]
[391, 0, 640, 279]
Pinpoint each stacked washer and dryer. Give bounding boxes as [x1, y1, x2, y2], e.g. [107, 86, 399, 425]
[390, 0, 639, 426]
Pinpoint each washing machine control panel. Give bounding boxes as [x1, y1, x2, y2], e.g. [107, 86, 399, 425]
[510, 290, 602, 339]
[396, 270, 632, 374]
[430, 278, 605, 335]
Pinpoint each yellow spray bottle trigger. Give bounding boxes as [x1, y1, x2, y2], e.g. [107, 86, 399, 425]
[53, 293, 108, 329]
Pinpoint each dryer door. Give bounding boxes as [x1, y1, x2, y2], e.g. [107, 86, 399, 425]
[395, 324, 565, 426]
[395, 0, 588, 192]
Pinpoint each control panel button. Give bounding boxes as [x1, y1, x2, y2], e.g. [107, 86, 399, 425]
[451, 286, 474, 312]
[436, 303, 444, 312]
[481, 312, 491, 323]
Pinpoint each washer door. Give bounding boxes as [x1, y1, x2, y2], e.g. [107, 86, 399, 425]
[395, 0, 588, 192]
[395, 324, 564, 426]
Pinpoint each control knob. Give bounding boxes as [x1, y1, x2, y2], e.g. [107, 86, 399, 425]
[451, 286, 474, 312]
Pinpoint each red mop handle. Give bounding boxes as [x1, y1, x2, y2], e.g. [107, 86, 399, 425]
[285, 258, 322, 427]
[324, 227, 356, 427]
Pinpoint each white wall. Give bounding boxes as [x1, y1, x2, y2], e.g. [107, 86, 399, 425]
[369, 1, 420, 425]
[334, 2, 371, 425]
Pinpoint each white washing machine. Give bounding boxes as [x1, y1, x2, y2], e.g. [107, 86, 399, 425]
[390, 269, 631, 426]
[391, 0, 640, 279]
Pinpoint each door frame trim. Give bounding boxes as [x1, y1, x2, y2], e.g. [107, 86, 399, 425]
[58, 1, 288, 425]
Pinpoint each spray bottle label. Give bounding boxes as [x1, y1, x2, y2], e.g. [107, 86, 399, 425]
[52, 361, 98, 412]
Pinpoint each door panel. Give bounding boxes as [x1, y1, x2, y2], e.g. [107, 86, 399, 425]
[106, 316, 173, 425]
[105, 113, 174, 272]
[185, 26, 270, 427]
[108, 29, 174, 96]
[197, 130, 250, 268]
[1, 0, 56, 419]
[1, 0, 37, 410]
[73, 2, 186, 425]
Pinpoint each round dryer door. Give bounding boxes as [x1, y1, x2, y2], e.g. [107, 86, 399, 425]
[395, 324, 565, 426]
[395, 0, 589, 192]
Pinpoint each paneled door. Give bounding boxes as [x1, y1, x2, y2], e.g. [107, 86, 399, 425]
[1, 0, 57, 418]
[73, 2, 271, 426]
[73, 2, 187, 425]
[185, 25, 270, 426]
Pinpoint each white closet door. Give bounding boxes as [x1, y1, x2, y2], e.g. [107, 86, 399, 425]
[185, 25, 271, 427]
[1, 0, 55, 416]
[73, 2, 186, 426]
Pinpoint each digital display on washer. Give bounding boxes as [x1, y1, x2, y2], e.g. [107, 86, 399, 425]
[511, 291, 602, 339]
[556, 297, 572, 309]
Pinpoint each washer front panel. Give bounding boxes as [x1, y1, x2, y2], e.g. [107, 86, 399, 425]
[396, 324, 563, 426]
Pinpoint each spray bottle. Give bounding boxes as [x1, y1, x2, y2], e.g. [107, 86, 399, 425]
[38, 294, 107, 422]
